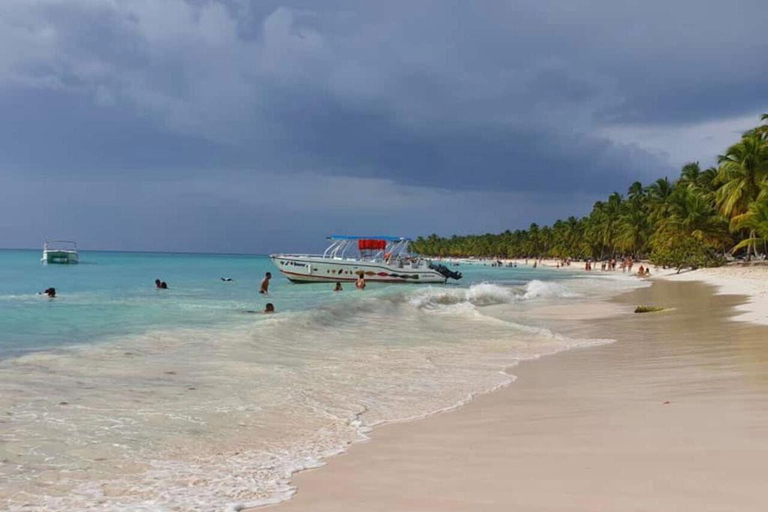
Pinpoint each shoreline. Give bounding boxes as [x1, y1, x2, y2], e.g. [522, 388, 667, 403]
[2, 267, 597, 511]
[262, 271, 768, 511]
[655, 265, 768, 325]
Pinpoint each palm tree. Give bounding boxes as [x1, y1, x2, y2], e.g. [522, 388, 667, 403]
[615, 206, 649, 256]
[730, 199, 768, 256]
[646, 177, 676, 227]
[716, 132, 768, 256]
[716, 134, 768, 216]
[696, 167, 719, 195]
[647, 177, 674, 202]
[656, 187, 730, 248]
[627, 181, 644, 202]
[678, 162, 701, 188]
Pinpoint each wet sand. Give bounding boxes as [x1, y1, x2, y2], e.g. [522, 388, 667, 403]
[265, 280, 768, 511]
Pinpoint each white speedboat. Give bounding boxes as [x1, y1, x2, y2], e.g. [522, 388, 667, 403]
[42, 240, 79, 264]
[271, 236, 461, 284]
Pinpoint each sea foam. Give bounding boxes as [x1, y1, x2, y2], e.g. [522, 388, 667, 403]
[1, 275, 604, 512]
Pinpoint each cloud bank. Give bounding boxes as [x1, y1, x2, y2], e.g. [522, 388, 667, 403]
[0, 0, 765, 251]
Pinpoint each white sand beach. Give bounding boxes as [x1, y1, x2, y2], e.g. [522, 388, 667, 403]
[264, 269, 768, 512]
[657, 264, 768, 326]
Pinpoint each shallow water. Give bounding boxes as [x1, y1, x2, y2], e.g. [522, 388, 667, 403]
[0, 251, 639, 511]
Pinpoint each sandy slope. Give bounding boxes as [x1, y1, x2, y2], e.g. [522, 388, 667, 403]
[262, 279, 768, 512]
[656, 264, 768, 326]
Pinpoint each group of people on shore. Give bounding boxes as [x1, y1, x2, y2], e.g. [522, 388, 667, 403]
[580, 257, 649, 277]
[503, 256, 651, 278]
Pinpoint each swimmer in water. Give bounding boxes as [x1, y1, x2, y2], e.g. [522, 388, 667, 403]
[355, 274, 366, 290]
[264, 303, 275, 313]
[334, 282, 343, 292]
[40, 287, 56, 298]
[260, 272, 271, 294]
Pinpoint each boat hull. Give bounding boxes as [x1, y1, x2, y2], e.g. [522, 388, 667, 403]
[42, 250, 79, 264]
[271, 255, 447, 284]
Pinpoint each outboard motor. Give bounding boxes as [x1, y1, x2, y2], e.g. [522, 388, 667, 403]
[429, 262, 463, 281]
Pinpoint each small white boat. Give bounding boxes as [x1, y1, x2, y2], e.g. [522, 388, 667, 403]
[271, 235, 462, 284]
[42, 240, 79, 264]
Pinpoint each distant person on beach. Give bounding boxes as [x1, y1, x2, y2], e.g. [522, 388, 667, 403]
[260, 272, 271, 294]
[334, 282, 343, 292]
[264, 303, 275, 313]
[644, 268, 651, 277]
[637, 265, 645, 277]
[356, 274, 366, 290]
[40, 287, 56, 298]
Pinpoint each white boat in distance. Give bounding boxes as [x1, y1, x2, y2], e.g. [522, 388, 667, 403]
[271, 235, 462, 284]
[42, 240, 79, 264]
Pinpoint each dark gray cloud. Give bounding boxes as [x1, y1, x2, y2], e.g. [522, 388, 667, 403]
[0, 0, 766, 250]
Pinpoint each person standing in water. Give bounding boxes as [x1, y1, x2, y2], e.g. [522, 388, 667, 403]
[260, 272, 271, 294]
[334, 282, 343, 292]
[355, 274, 366, 290]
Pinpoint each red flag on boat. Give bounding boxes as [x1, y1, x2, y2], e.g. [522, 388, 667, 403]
[358, 239, 387, 251]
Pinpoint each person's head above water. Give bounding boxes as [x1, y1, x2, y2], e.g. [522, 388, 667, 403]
[43, 287, 56, 298]
[155, 279, 161, 287]
[264, 303, 275, 313]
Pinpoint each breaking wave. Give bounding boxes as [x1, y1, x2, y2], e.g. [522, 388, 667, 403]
[521, 279, 579, 300]
[407, 280, 577, 311]
[1, 277, 599, 512]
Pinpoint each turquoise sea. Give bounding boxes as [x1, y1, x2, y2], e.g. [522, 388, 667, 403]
[0, 249, 632, 511]
[0, 249, 568, 355]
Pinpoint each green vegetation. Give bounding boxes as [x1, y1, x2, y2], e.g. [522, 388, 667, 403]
[413, 114, 768, 269]
[634, 306, 667, 314]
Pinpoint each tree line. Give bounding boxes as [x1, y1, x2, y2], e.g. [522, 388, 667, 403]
[413, 114, 768, 269]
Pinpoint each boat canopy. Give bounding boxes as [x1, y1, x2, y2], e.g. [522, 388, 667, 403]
[327, 235, 410, 241]
[44, 240, 78, 250]
[322, 235, 413, 261]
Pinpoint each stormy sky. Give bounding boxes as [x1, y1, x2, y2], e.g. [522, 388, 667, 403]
[1, 0, 766, 253]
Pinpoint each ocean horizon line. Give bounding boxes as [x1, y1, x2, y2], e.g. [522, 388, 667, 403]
[0, 247, 272, 257]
